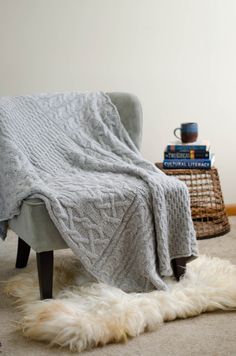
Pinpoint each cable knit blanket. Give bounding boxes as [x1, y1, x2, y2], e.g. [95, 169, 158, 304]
[0, 92, 198, 292]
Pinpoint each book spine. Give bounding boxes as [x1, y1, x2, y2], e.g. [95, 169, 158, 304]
[163, 159, 212, 169]
[166, 145, 208, 152]
[164, 151, 210, 159]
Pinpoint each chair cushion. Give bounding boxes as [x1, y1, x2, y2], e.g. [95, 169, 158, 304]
[9, 199, 67, 252]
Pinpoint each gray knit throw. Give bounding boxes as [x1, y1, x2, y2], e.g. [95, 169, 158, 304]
[0, 92, 198, 292]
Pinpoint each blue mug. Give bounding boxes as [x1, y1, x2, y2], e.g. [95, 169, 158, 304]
[174, 122, 198, 143]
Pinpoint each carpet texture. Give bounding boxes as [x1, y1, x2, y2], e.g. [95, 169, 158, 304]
[1, 218, 236, 355]
[3, 248, 236, 352]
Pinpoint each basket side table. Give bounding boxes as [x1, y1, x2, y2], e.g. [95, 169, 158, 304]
[155, 163, 230, 239]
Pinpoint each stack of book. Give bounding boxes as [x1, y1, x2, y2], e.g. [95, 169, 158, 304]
[163, 140, 215, 169]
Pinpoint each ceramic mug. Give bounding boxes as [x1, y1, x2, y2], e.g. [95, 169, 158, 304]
[174, 122, 198, 143]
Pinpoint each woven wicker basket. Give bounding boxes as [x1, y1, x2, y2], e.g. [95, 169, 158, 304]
[156, 163, 230, 239]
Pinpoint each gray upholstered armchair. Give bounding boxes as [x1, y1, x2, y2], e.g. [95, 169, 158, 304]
[9, 93, 143, 299]
[9, 92, 187, 299]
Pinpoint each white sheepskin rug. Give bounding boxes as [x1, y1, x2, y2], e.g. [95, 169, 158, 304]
[4, 255, 236, 353]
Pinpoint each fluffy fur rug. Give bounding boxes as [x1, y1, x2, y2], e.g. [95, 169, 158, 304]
[4, 255, 236, 353]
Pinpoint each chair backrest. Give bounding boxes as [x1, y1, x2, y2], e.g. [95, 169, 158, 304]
[107, 92, 143, 150]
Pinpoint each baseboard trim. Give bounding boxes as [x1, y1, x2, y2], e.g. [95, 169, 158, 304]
[226, 204, 236, 216]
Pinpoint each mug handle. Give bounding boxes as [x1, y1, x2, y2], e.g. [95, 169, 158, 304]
[174, 128, 181, 140]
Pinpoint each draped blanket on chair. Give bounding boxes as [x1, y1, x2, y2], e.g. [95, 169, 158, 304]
[0, 92, 198, 292]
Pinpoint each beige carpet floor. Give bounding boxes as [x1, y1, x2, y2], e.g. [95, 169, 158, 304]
[1, 218, 236, 356]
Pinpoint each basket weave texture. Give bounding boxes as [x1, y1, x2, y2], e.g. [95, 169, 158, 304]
[156, 163, 230, 239]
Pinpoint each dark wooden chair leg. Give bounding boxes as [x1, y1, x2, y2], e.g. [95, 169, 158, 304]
[172, 257, 189, 281]
[15, 237, 31, 268]
[36, 251, 54, 300]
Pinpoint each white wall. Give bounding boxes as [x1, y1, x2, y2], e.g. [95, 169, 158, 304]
[1, 0, 236, 203]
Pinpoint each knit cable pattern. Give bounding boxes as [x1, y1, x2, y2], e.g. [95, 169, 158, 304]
[0, 92, 198, 292]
